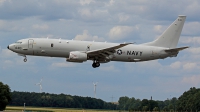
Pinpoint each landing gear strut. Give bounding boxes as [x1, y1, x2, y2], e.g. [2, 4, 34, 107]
[92, 60, 100, 68]
[18, 54, 27, 62]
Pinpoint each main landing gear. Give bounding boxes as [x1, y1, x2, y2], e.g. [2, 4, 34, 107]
[92, 60, 100, 68]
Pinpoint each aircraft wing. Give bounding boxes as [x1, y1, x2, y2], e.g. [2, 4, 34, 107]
[165, 46, 189, 52]
[87, 43, 132, 56]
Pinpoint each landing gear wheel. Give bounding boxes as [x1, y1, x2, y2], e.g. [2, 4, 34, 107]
[24, 58, 27, 62]
[95, 62, 100, 67]
[92, 63, 96, 68]
[92, 60, 100, 68]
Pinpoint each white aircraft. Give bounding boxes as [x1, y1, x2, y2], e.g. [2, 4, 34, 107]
[8, 15, 188, 68]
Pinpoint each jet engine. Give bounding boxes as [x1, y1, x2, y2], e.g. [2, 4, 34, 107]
[66, 51, 87, 62]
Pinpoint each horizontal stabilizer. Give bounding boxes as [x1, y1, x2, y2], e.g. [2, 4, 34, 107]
[165, 46, 189, 52]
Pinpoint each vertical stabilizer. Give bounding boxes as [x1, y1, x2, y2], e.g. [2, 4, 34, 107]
[143, 15, 186, 48]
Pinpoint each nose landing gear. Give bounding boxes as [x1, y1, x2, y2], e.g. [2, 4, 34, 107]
[18, 54, 27, 62]
[92, 60, 100, 68]
[24, 57, 27, 62]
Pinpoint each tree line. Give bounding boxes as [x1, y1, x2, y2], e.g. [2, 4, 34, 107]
[9, 91, 117, 110]
[1, 80, 200, 111]
[118, 87, 200, 111]
[9, 87, 200, 111]
[118, 96, 177, 111]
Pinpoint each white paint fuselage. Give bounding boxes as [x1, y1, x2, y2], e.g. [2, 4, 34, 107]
[8, 38, 171, 62]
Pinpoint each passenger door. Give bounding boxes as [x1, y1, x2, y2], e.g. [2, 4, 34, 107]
[28, 39, 34, 48]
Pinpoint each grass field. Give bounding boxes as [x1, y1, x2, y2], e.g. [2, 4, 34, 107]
[6, 106, 125, 112]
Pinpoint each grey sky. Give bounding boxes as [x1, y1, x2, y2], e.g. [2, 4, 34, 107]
[0, 0, 200, 102]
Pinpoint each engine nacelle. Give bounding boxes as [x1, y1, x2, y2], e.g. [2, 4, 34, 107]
[66, 51, 87, 62]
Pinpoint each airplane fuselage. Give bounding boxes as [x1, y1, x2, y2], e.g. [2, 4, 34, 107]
[8, 38, 172, 62]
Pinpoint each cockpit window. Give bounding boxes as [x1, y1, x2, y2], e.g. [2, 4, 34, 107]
[15, 42, 22, 44]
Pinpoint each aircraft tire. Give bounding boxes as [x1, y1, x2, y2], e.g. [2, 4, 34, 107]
[24, 58, 27, 62]
[92, 63, 96, 68]
[95, 62, 100, 67]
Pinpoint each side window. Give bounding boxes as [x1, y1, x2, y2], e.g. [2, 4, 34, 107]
[51, 43, 53, 47]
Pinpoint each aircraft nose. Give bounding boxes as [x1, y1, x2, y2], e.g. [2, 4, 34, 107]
[7, 45, 9, 49]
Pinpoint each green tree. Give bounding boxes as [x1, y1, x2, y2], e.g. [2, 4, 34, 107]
[141, 99, 148, 106]
[0, 82, 11, 111]
[157, 101, 165, 110]
[177, 87, 200, 111]
[142, 106, 148, 111]
[168, 104, 173, 112]
[170, 97, 177, 111]
[149, 100, 158, 111]
[132, 99, 141, 111]
[126, 97, 135, 110]
[163, 106, 169, 111]
[153, 107, 159, 111]
[118, 96, 129, 110]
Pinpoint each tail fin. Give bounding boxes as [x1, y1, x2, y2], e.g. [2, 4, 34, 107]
[143, 15, 186, 48]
